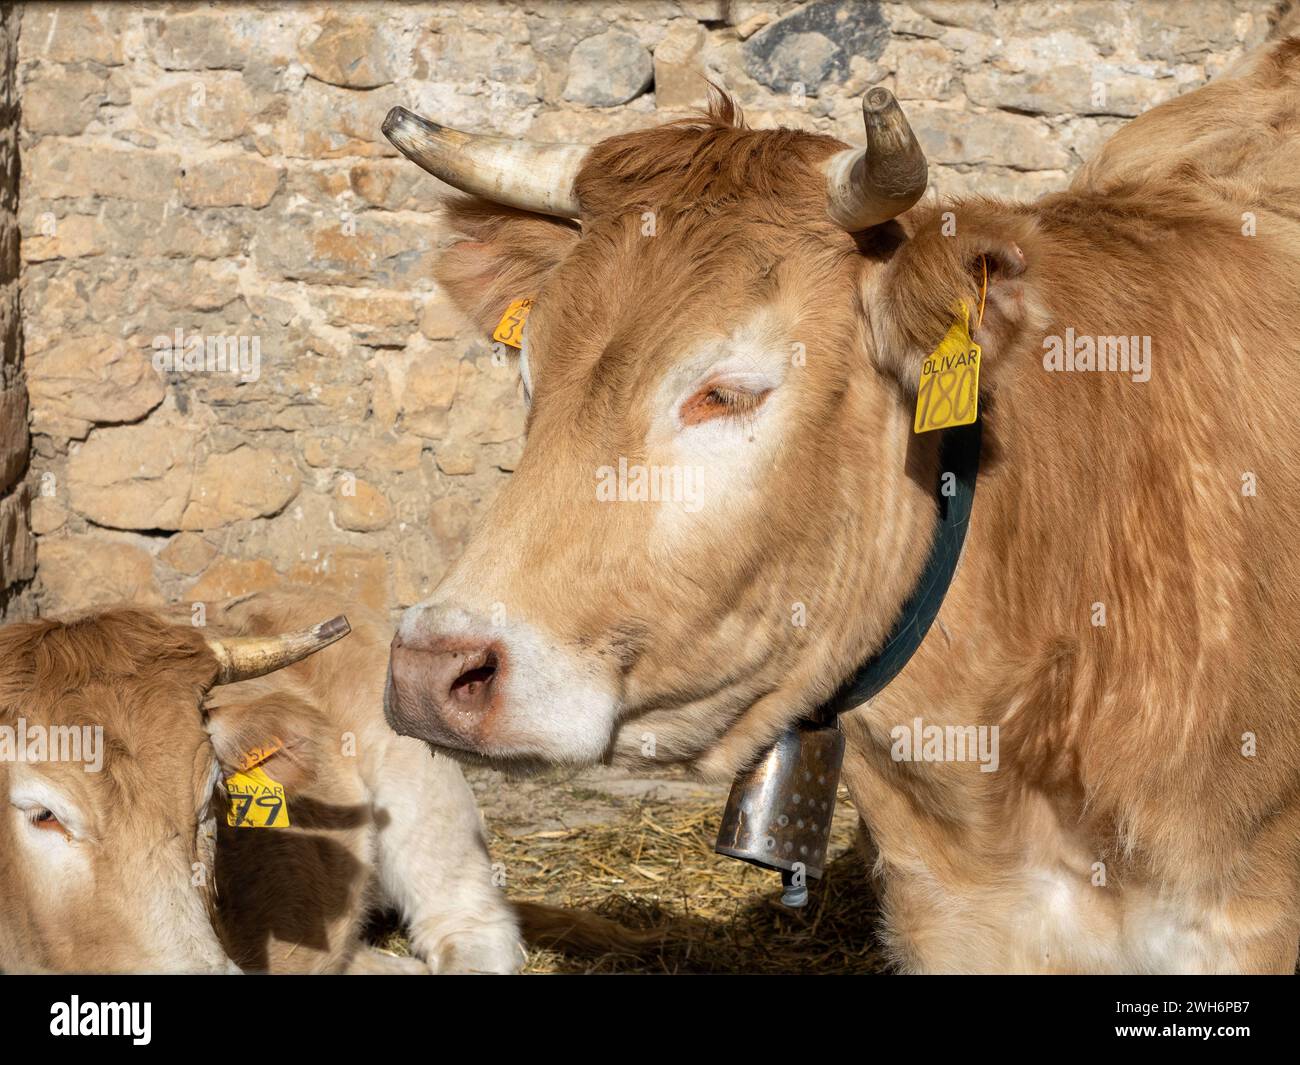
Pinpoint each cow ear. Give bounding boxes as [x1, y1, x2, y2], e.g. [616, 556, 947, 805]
[967, 240, 1030, 357]
[434, 197, 580, 337]
[868, 227, 1038, 392]
[203, 691, 323, 794]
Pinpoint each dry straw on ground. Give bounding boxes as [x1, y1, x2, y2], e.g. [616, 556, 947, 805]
[375, 783, 888, 975]
[513, 789, 885, 975]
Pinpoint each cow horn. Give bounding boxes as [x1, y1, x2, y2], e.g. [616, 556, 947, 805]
[382, 106, 586, 219]
[823, 87, 929, 231]
[206, 615, 351, 686]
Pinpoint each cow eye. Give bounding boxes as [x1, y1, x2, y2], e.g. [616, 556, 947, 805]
[680, 384, 771, 427]
[29, 808, 62, 831]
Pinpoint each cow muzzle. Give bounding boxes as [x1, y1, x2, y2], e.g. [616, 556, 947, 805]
[386, 633, 504, 751]
[386, 602, 621, 766]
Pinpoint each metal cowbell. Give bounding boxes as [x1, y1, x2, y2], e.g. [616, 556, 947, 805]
[714, 720, 845, 903]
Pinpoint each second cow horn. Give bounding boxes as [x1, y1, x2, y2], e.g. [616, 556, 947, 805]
[206, 615, 352, 686]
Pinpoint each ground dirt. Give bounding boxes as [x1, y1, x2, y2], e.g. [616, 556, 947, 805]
[390, 763, 891, 974]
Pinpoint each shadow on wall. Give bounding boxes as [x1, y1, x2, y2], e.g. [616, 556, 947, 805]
[0, 3, 34, 622]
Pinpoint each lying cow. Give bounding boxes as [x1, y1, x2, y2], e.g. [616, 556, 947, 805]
[0, 587, 520, 974]
[381, 16, 1300, 973]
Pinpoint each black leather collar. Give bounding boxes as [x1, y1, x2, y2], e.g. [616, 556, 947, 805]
[815, 419, 982, 721]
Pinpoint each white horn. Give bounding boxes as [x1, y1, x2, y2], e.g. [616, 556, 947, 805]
[823, 87, 929, 231]
[382, 106, 586, 218]
[206, 615, 351, 687]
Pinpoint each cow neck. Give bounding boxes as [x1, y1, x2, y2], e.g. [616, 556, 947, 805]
[815, 418, 982, 722]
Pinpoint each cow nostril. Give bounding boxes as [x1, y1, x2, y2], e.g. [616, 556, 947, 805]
[449, 652, 498, 703]
[388, 638, 504, 738]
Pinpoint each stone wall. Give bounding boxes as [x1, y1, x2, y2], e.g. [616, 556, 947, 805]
[15, 0, 1277, 617]
[1, 3, 33, 621]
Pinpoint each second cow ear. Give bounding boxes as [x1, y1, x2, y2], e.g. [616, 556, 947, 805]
[866, 221, 1040, 393]
[434, 197, 580, 337]
[204, 692, 323, 794]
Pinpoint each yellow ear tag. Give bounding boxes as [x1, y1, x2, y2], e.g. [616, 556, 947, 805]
[225, 746, 289, 829]
[914, 301, 981, 434]
[234, 740, 282, 772]
[491, 297, 535, 349]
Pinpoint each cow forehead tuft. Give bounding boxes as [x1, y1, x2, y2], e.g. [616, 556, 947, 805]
[574, 105, 843, 223]
[0, 609, 213, 696]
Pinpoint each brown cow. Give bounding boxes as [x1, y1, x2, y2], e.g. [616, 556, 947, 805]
[0, 587, 521, 974]
[381, 15, 1300, 974]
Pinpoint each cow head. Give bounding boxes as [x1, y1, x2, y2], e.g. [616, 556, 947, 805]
[0, 611, 345, 973]
[385, 89, 1030, 778]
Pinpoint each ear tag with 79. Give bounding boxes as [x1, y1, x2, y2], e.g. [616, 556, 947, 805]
[225, 744, 289, 829]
